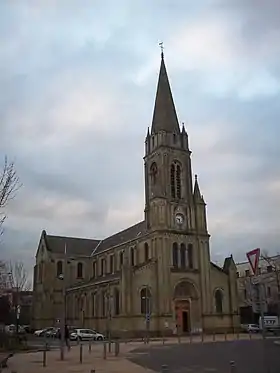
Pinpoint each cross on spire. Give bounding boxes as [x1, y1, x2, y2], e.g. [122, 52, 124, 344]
[159, 42, 164, 59]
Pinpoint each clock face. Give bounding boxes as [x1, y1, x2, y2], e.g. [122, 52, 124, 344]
[175, 213, 184, 225]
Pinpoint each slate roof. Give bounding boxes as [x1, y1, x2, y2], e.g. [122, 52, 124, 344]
[42, 220, 147, 257]
[92, 220, 147, 255]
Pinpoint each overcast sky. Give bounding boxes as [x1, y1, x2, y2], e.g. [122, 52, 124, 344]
[1, 0, 279, 277]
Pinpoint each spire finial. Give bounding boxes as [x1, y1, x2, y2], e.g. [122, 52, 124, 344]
[195, 174, 198, 182]
[159, 42, 164, 59]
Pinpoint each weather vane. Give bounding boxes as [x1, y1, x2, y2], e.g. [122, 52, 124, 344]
[159, 42, 164, 56]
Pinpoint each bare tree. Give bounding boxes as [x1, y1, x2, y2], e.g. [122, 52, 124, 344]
[8, 261, 31, 291]
[0, 156, 22, 236]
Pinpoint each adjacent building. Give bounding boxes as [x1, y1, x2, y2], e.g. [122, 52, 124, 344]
[236, 255, 280, 323]
[32, 52, 240, 336]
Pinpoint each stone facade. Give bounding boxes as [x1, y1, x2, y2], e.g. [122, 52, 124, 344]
[32, 53, 240, 336]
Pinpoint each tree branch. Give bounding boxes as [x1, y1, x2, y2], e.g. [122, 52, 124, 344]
[0, 156, 22, 236]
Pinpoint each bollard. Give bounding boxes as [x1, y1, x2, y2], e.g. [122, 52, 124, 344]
[213, 331, 215, 341]
[249, 331, 252, 340]
[114, 341, 120, 356]
[103, 342, 107, 360]
[88, 341, 91, 353]
[201, 332, 204, 343]
[79, 343, 83, 364]
[237, 330, 239, 340]
[43, 349, 47, 367]
[161, 364, 169, 373]
[230, 360, 236, 373]
[108, 341, 111, 353]
[224, 331, 227, 341]
[190, 333, 192, 344]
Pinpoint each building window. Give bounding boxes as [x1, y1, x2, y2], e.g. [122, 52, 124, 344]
[130, 248, 135, 266]
[92, 261, 96, 278]
[119, 251, 124, 268]
[101, 290, 106, 317]
[114, 288, 120, 315]
[173, 133, 176, 143]
[109, 255, 114, 273]
[140, 287, 152, 315]
[215, 289, 223, 313]
[180, 243, 186, 267]
[172, 242, 178, 267]
[267, 286, 271, 297]
[150, 162, 158, 185]
[236, 272, 239, 278]
[171, 164, 175, 198]
[188, 244, 193, 269]
[267, 265, 273, 273]
[56, 261, 63, 277]
[144, 243, 149, 262]
[77, 262, 83, 279]
[245, 270, 250, 277]
[101, 258, 106, 276]
[91, 293, 95, 316]
[243, 288, 247, 299]
[176, 165, 181, 198]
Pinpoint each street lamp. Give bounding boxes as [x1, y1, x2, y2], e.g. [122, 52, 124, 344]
[142, 285, 150, 343]
[58, 273, 66, 361]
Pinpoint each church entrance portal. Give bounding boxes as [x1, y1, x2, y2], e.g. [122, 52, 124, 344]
[174, 280, 198, 334]
[182, 311, 189, 332]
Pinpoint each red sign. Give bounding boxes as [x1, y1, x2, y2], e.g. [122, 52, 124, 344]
[246, 248, 260, 275]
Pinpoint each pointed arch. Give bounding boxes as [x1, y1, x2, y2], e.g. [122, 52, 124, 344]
[172, 242, 178, 267]
[174, 280, 198, 299]
[150, 162, 158, 185]
[214, 289, 223, 313]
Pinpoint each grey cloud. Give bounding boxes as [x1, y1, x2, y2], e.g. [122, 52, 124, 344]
[0, 0, 279, 275]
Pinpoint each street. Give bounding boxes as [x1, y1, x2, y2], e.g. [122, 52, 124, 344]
[129, 338, 280, 373]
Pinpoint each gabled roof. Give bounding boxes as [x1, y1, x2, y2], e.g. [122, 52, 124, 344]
[43, 231, 100, 257]
[41, 220, 147, 258]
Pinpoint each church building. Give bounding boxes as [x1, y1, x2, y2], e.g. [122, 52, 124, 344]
[32, 52, 240, 336]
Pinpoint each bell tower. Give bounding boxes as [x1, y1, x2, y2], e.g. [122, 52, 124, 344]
[144, 51, 207, 236]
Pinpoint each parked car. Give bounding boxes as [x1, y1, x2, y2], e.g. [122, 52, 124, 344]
[69, 328, 105, 341]
[45, 327, 60, 338]
[244, 324, 260, 333]
[34, 327, 56, 337]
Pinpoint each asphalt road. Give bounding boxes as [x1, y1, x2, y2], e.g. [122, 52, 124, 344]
[129, 339, 280, 373]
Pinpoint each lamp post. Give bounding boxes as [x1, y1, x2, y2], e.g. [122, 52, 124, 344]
[58, 243, 67, 361]
[106, 285, 113, 352]
[142, 285, 150, 343]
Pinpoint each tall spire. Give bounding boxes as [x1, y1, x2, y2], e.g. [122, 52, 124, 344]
[151, 47, 180, 134]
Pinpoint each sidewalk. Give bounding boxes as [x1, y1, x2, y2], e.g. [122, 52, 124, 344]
[6, 342, 154, 373]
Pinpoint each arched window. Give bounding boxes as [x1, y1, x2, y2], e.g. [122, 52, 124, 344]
[172, 242, 178, 267]
[56, 261, 63, 277]
[188, 244, 193, 269]
[176, 165, 181, 198]
[101, 290, 106, 316]
[140, 287, 152, 314]
[130, 248, 135, 266]
[114, 288, 120, 315]
[91, 293, 96, 316]
[170, 164, 175, 198]
[150, 162, 158, 185]
[119, 251, 124, 268]
[144, 242, 149, 262]
[180, 243, 186, 268]
[77, 262, 83, 278]
[215, 289, 223, 313]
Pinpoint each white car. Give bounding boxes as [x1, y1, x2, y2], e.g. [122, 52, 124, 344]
[245, 324, 260, 333]
[34, 327, 55, 337]
[69, 328, 105, 341]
